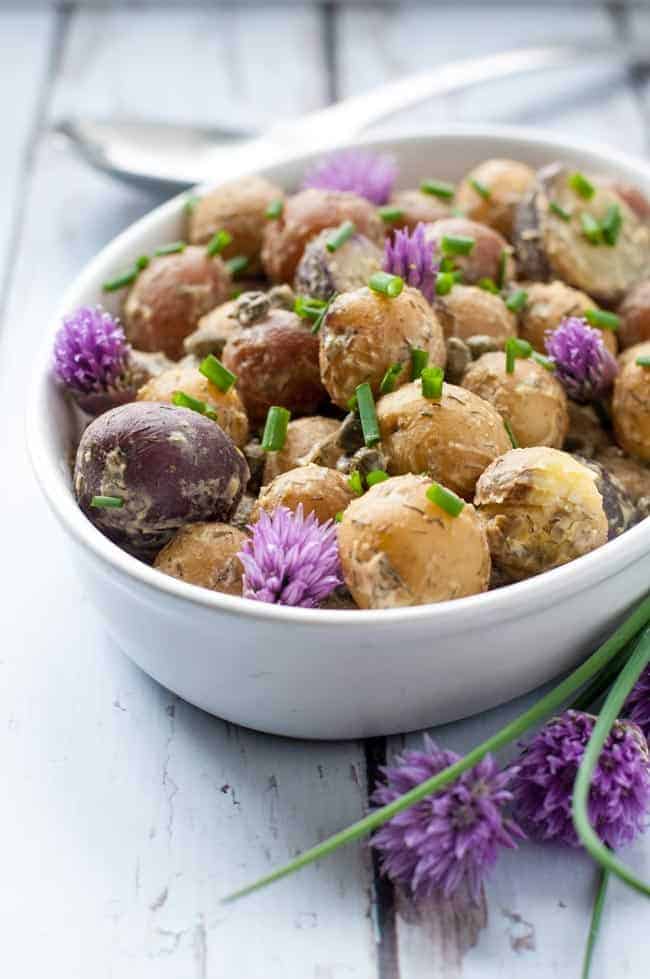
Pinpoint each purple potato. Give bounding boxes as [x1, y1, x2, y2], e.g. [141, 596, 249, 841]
[74, 401, 249, 555]
[294, 229, 383, 300]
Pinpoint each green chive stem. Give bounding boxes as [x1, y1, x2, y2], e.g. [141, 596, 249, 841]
[265, 199, 284, 220]
[531, 352, 556, 372]
[601, 204, 622, 247]
[154, 241, 186, 256]
[378, 206, 404, 223]
[441, 235, 475, 257]
[171, 390, 218, 421]
[369, 272, 404, 298]
[410, 347, 429, 380]
[199, 353, 237, 393]
[581, 213, 602, 245]
[379, 362, 404, 396]
[435, 272, 455, 296]
[421, 366, 444, 400]
[326, 220, 356, 253]
[261, 406, 291, 452]
[420, 179, 455, 200]
[348, 470, 363, 496]
[90, 495, 123, 509]
[550, 201, 572, 221]
[356, 383, 380, 446]
[581, 867, 610, 979]
[102, 269, 138, 292]
[504, 418, 518, 449]
[470, 178, 491, 200]
[426, 482, 464, 517]
[227, 255, 249, 278]
[206, 229, 232, 257]
[366, 470, 389, 487]
[585, 309, 620, 332]
[569, 172, 596, 200]
[497, 249, 508, 289]
[506, 289, 528, 313]
[478, 277, 499, 294]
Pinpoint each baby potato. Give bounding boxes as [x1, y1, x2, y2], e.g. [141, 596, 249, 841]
[74, 402, 249, 555]
[294, 229, 383, 300]
[385, 189, 452, 232]
[154, 522, 247, 595]
[222, 308, 325, 423]
[377, 380, 511, 500]
[474, 447, 609, 581]
[122, 246, 231, 360]
[136, 363, 249, 447]
[319, 285, 446, 409]
[618, 279, 650, 350]
[338, 473, 490, 609]
[187, 175, 284, 274]
[182, 298, 240, 359]
[263, 415, 340, 484]
[425, 217, 516, 285]
[261, 188, 385, 283]
[455, 159, 536, 239]
[564, 401, 613, 458]
[517, 281, 617, 356]
[435, 285, 517, 347]
[254, 464, 355, 524]
[462, 352, 568, 448]
[612, 342, 650, 461]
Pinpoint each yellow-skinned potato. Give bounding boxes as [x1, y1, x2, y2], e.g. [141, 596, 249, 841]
[377, 380, 511, 500]
[319, 286, 446, 409]
[455, 159, 536, 239]
[338, 473, 490, 609]
[263, 416, 340, 484]
[474, 447, 609, 581]
[612, 341, 650, 461]
[461, 352, 569, 448]
[435, 285, 517, 347]
[385, 189, 452, 232]
[518, 281, 617, 357]
[254, 464, 355, 525]
[154, 522, 247, 594]
[136, 363, 249, 447]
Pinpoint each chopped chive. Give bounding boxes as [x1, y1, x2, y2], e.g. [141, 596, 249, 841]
[102, 268, 139, 292]
[505, 289, 528, 313]
[478, 277, 499, 294]
[184, 194, 200, 215]
[294, 295, 327, 321]
[441, 235, 475, 257]
[326, 220, 356, 253]
[348, 470, 363, 496]
[426, 482, 464, 517]
[531, 352, 556, 371]
[368, 272, 403, 298]
[601, 204, 622, 246]
[497, 249, 508, 289]
[569, 171, 596, 200]
[410, 347, 429, 380]
[265, 198, 284, 220]
[171, 390, 218, 421]
[585, 309, 620, 332]
[347, 394, 358, 413]
[226, 255, 249, 278]
[439, 257, 456, 274]
[503, 418, 519, 449]
[135, 254, 150, 270]
[366, 469, 390, 487]
[334, 510, 344, 523]
[206, 229, 232, 257]
[505, 336, 533, 373]
[452, 270, 463, 283]
[470, 177, 491, 200]
[420, 179, 455, 200]
[90, 495, 123, 509]
[261, 406, 291, 452]
[550, 200, 572, 221]
[580, 212, 603, 245]
[379, 362, 404, 395]
[378, 206, 404, 223]
[421, 365, 444, 400]
[154, 240, 186, 256]
[199, 353, 237, 392]
[636, 355, 650, 367]
[355, 383, 380, 447]
[435, 272, 455, 296]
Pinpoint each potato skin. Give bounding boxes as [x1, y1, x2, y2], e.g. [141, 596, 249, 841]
[435, 285, 517, 347]
[154, 522, 247, 594]
[518, 280, 617, 356]
[594, 444, 650, 504]
[319, 286, 446, 409]
[474, 446, 608, 581]
[455, 159, 536, 239]
[294, 230, 382, 300]
[462, 352, 569, 448]
[221, 309, 324, 423]
[263, 416, 340, 484]
[136, 363, 249, 447]
[122, 247, 231, 360]
[261, 189, 384, 283]
[187, 175, 284, 274]
[377, 380, 511, 500]
[618, 280, 650, 350]
[612, 342, 650, 461]
[74, 402, 249, 555]
[386, 189, 451, 232]
[182, 298, 240, 359]
[254, 464, 355, 524]
[425, 217, 516, 285]
[338, 473, 490, 609]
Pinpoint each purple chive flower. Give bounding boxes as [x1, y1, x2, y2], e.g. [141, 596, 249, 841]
[238, 505, 342, 608]
[625, 667, 650, 740]
[301, 150, 397, 205]
[53, 305, 130, 397]
[512, 710, 650, 849]
[383, 222, 438, 303]
[544, 316, 618, 403]
[371, 736, 524, 904]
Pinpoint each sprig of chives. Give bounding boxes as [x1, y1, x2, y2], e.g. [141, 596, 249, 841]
[470, 177, 491, 200]
[378, 206, 404, 223]
[426, 481, 464, 516]
[154, 241, 186, 256]
[369, 272, 404, 298]
[569, 171, 596, 200]
[505, 289, 528, 313]
[581, 213, 602, 245]
[90, 495, 124, 508]
[550, 200, 572, 221]
[261, 406, 291, 452]
[265, 198, 284, 220]
[420, 179, 455, 200]
[504, 418, 518, 448]
[421, 365, 444, 399]
[348, 470, 363, 496]
[171, 390, 218, 421]
[366, 469, 389, 487]
[199, 353, 237, 392]
[227, 255, 249, 278]
[356, 383, 380, 446]
[379, 362, 404, 395]
[585, 309, 620, 332]
[410, 347, 429, 380]
[221, 596, 650, 904]
[441, 235, 475, 257]
[478, 277, 499, 294]
[326, 220, 356, 253]
[206, 229, 232, 257]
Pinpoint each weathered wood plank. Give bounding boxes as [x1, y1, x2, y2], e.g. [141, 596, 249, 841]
[0, 6, 378, 977]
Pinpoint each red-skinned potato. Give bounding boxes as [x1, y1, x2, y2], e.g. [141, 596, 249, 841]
[74, 402, 249, 555]
[222, 308, 325, 423]
[425, 217, 516, 285]
[454, 159, 536, 239]
[122, 247, 231, 360]
[154, 522, 247, 594]
[261, 189, 384, 283]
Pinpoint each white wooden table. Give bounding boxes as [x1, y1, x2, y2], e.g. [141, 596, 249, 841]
[3, 4, 650, 977]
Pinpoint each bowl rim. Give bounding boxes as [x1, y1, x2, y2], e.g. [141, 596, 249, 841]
[27, 122, 650, 629]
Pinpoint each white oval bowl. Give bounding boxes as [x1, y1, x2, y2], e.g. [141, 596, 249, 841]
[27, 125, 650, 739]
